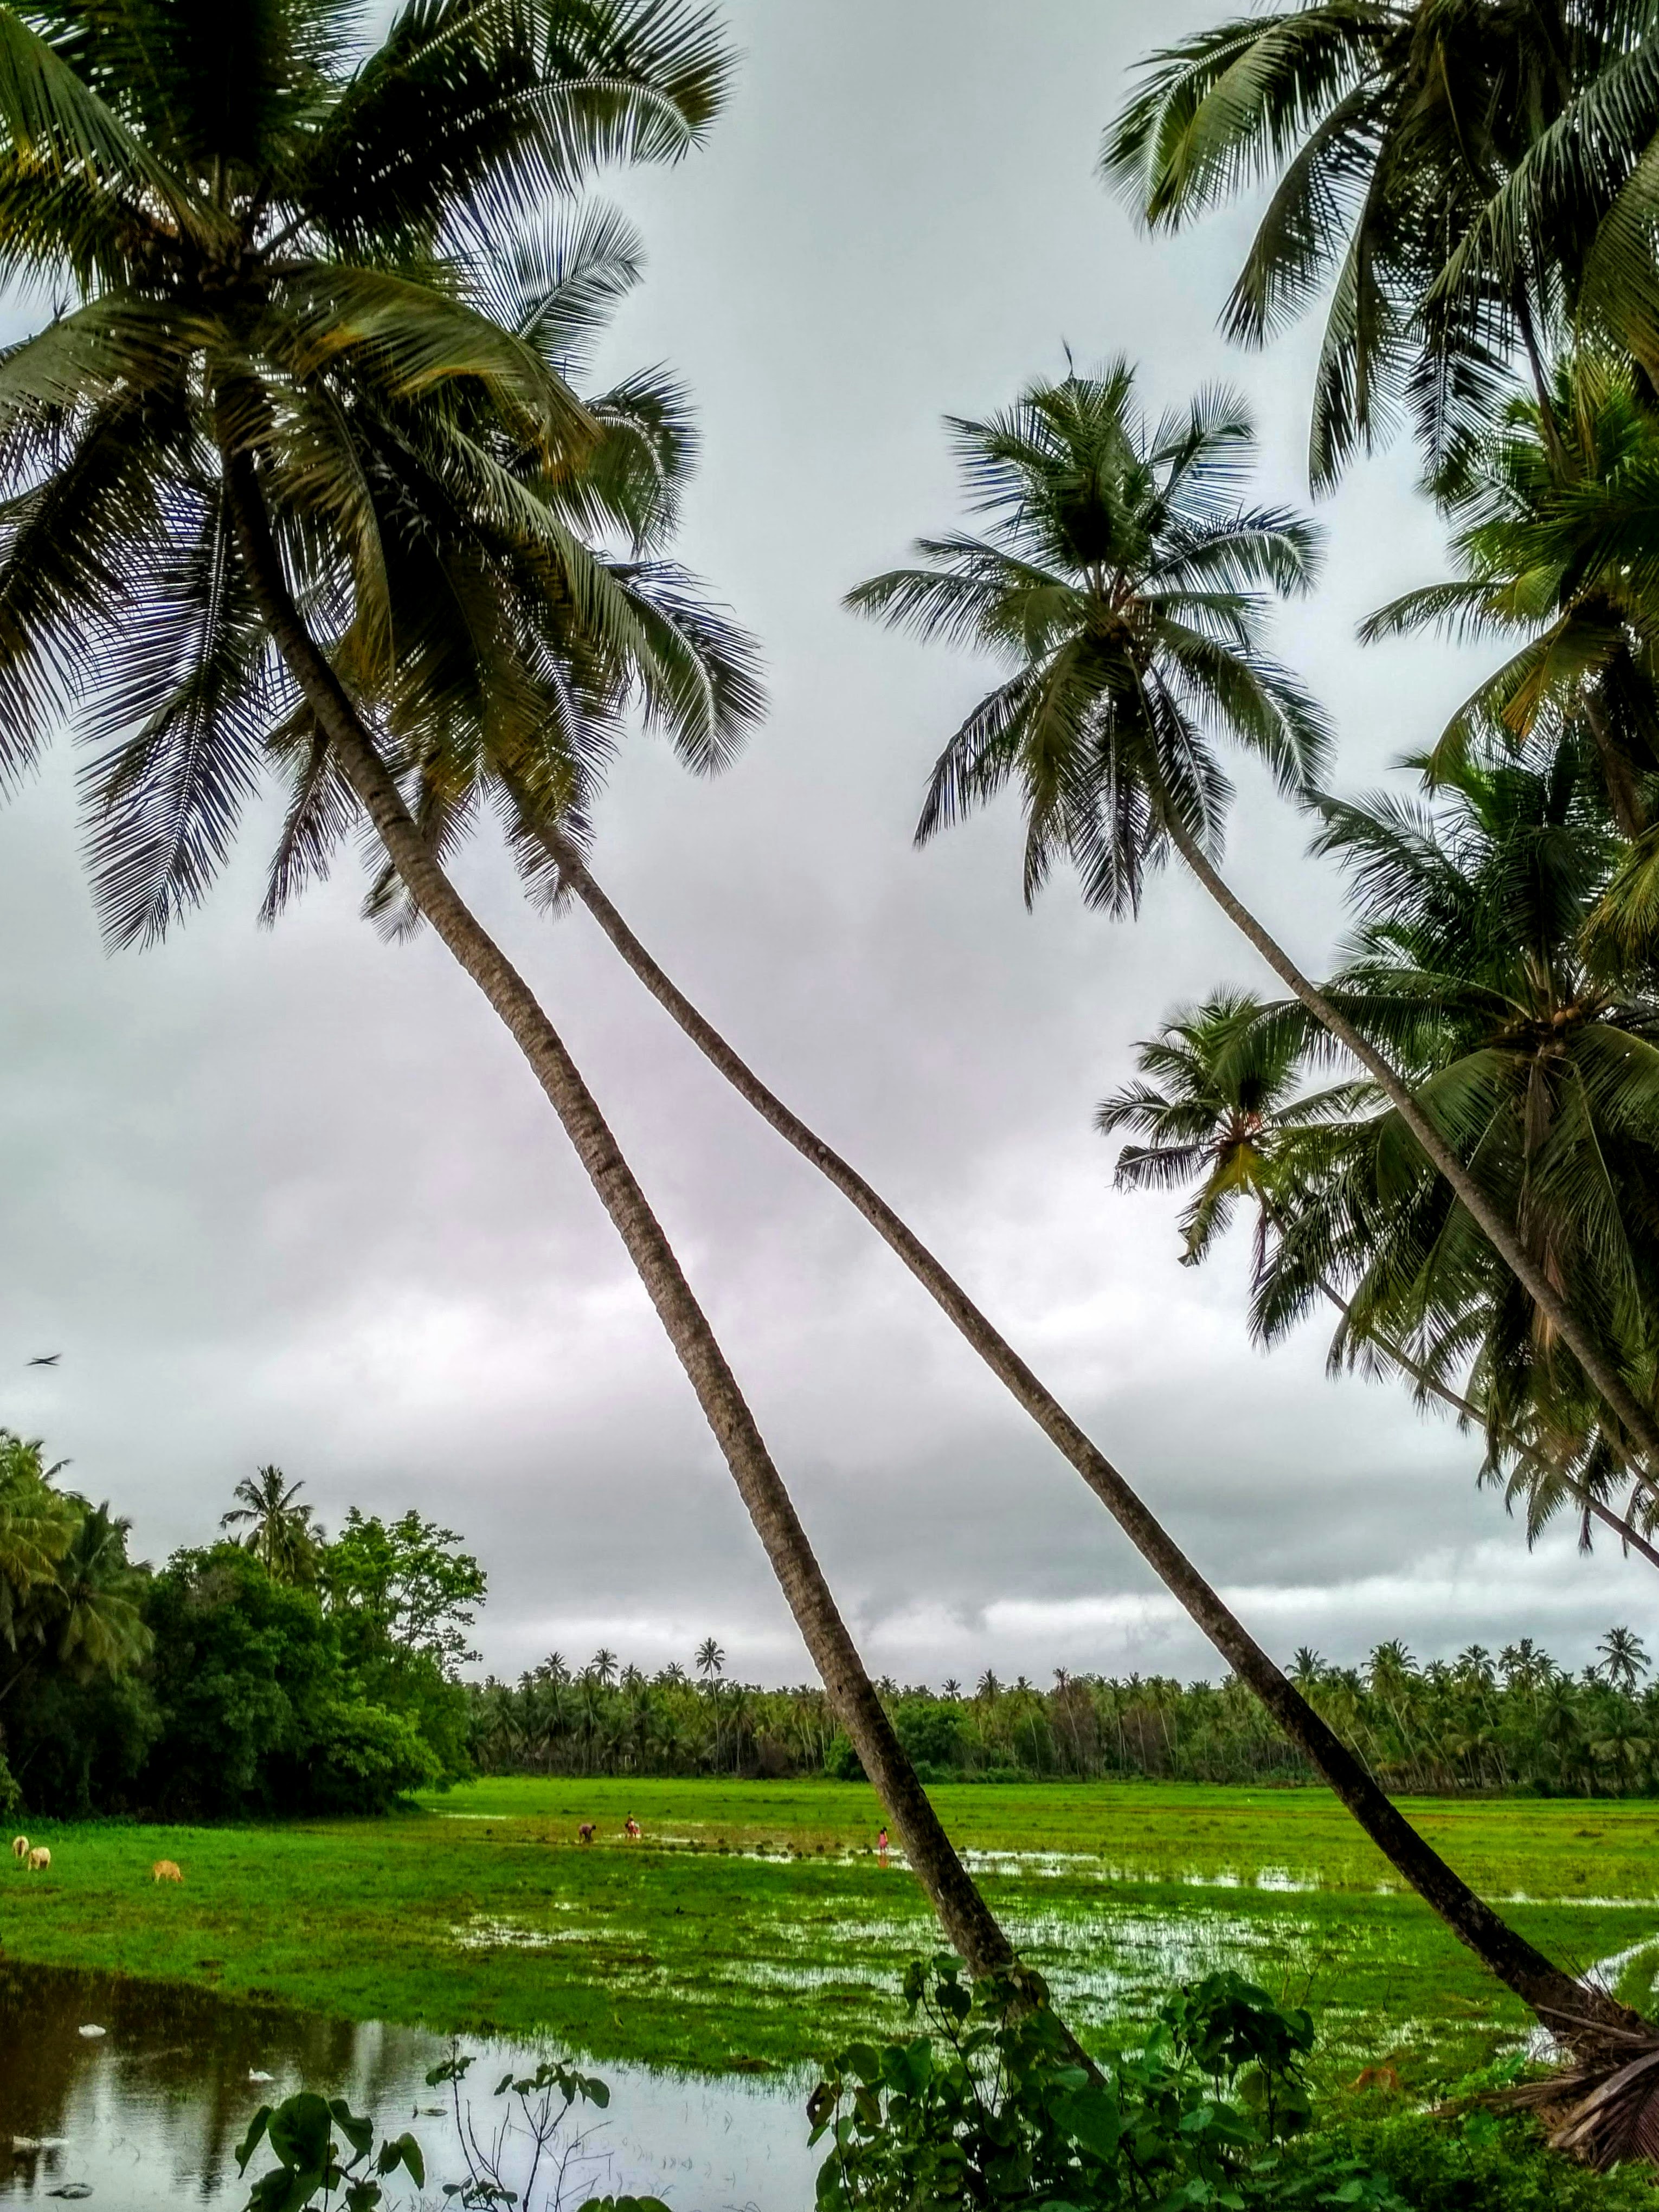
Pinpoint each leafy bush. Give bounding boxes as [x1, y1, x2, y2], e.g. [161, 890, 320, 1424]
[1297, 2104, 1659, 2211]
[809, 1956, 1407, 2209]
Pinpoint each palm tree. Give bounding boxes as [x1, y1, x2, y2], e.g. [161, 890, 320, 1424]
[222, 1467, 324, 1583]
[1362, 354, 1659, 839]
[42, 1502, 151, 1681]
[843, 360, 1650, 2043]
[1259, 748, 1659, 1535]
[1100, 988, 1659, 1565]
[1101, 5, 1649, 489]
[1098, 988, 1367, 1271]
[1598, 1624, 1650, 1693]
[848, 361, 1659, 1481]
[695, 1636, 726, 1683]
[0, 1433, 78, 1650]
[0, 1, 1014, 1986]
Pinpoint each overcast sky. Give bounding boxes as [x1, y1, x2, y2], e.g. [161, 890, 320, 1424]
[0, 0, 1650, 1691]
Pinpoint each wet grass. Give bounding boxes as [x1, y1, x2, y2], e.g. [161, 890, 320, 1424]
[0, 1778, 1651, 2087]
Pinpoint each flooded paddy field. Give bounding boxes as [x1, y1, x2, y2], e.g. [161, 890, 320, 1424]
[2, 1779, 1655, 2093]
[0, 1959, 815, 2209]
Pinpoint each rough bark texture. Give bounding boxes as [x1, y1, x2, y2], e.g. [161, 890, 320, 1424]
[218, 446, 1017, 1983]
[1159, 812, 1659, 1482]
[533, 825, 1635, 2037]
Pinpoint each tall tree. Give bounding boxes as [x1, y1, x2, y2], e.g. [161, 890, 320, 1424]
[222, 1467, 325, 1584]
[1255, 746, 1659, 1543]
[1098, 990, 1659, 1564]
[846, 359, 1650, 2046]
[848, 362, 1659, 1479]
[0, 0, 1014, 1986]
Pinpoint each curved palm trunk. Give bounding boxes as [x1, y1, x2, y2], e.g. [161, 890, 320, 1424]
[217, 450, 1017, 1987]
[1159, 813, 1659, 1485]
[533, 823, 1632, 2039]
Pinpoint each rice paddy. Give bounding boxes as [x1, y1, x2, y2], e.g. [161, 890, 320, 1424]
[2, 1778, 1652, 2090]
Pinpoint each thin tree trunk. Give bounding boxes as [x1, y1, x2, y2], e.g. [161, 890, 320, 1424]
[530, 823, 1631, 2036]
[1159, 811, 1659, 1484]
[217, 445, 1018, 1987]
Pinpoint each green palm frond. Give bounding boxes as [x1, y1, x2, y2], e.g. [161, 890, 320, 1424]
[853, 359, 1325, 915]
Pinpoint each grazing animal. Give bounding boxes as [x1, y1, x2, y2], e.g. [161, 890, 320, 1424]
[151, 1860, 182, 1884]
[27, 1847, 50, 1872]
[577, 1824, 596, 1845]
[10, 1835, 27, 1861]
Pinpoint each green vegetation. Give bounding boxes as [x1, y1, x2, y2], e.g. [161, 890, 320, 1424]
[4, 1779, 1656, 2090]
[0, 1440, 481, 1819]
[471, 1632, 1659, 1794]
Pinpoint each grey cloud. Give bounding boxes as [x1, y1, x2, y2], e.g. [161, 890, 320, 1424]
[0, 0, 1641, 1697]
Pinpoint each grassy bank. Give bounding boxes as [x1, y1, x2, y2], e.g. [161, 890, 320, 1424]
[1, 1778, 1652, 2081]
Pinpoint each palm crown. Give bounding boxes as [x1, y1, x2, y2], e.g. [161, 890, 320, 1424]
[0, 0, 736, 945]
[1098, 989, 1371, 1271]
[1103, 3, 1657, 489]
[1362, 352, 1659, 836]
[1263, 744, 1659, 1486]
[846, 364, 1327, 914]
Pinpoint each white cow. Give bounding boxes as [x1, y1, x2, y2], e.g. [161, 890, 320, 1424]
[10, 1835, 27, 1861]
[27, 1846, 50, 1872]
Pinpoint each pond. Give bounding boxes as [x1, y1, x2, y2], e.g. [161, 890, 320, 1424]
[0, 1961, 819, 2210]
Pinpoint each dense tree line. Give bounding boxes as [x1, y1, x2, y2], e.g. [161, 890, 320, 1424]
[466, 1626, 1658, 1797]
[0, 1435, 481, 1818]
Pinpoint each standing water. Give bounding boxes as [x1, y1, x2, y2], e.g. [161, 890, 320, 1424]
[0, 1961, 819, 2209]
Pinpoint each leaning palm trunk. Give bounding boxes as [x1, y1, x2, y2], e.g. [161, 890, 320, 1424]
[217, 449, 1017, 1986]
[1160, 811, 1659, 1484]
[530, 823, 1634, 2043]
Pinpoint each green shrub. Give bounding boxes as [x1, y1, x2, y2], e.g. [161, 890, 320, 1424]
[1299, 2106, 1659, 2210]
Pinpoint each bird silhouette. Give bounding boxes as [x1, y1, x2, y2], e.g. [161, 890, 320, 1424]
[25, 1354, 60, 1368]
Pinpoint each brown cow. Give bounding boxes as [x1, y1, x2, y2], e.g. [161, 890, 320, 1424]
[152, 1860, 183, 1884]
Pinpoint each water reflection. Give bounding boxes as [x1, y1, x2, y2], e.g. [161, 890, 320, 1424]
[0, 1961, 815, 2209]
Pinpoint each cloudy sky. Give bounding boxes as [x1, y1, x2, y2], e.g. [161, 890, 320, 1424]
[0, 0, 1649, 1689]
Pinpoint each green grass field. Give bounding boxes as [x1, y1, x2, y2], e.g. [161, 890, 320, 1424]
[2, 1778, 1653, 2087]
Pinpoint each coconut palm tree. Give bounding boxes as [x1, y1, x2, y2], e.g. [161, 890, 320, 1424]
[1101, 4, 1652, 489]
[1598, 1623, 1650, 1692]
[1097, 988, 1368, 1270]
[848, 361, 1659, 1484]
[40, 1502, 151, 1681]
[222, 1466, 324, 1583]
[1256, 746, 1659, 1542]
[1099, 988, 1659, 1564]
[0, 1432, 77, 1649]
[0, 0, 1015, 1987]
[1362, 353, 1659, 837]
[839, 359, 1659, 2049]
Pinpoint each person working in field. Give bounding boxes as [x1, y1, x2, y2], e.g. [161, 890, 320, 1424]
[625, 1815, 642, 1840]
[877, 1826, 889, 1865]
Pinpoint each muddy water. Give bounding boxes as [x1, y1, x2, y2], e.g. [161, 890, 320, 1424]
[0, 1961, 816, 2209]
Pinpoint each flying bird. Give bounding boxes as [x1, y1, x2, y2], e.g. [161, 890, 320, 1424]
[26, 1354, 60, 1368]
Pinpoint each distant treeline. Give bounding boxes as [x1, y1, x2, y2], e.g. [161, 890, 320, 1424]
[0, 1435, 483, 1820]
[466, 1628, 1659, 1797]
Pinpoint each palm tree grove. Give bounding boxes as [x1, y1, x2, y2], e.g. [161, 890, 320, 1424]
[16, 3, 1659, 2207]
